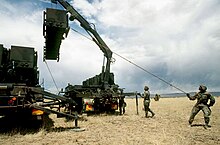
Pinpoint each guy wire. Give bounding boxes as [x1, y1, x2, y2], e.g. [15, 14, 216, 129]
[44, 60, 59, 93]
[70, 27, 187, 94]
[113, 52, 187, 94]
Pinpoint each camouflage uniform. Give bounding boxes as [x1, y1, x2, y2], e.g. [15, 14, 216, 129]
[119, 96, 126, 115]
[187, 85, 215, 128]
[143, 86, 155, 118]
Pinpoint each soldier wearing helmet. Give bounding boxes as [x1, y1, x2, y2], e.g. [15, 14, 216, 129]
[187, 85, 215, 129]
[142, 85, 155, 118]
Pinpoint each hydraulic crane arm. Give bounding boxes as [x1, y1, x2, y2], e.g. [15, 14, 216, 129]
[52, 0, 112, 84]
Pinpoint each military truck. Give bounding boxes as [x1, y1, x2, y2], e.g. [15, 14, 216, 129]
[0, 44, 80, 128]
[43, 0, 126, 114]
[0, 44, 44, 119]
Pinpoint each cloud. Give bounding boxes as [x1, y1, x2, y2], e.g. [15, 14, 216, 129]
[1, 0, 220, 94]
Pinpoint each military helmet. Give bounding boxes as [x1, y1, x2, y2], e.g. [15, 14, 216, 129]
[144, 86, 149, 91]
[199, 85, 207, 91]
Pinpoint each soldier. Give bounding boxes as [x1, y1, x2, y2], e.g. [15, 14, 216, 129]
[119, 96, 126, 115]
[187, 85, 215, 129]
[142, 86, 155, 118]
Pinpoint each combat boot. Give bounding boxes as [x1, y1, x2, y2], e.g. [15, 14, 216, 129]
[188, 122, 192, 127]
[204, 117, 211, 129]
[151, 112, 155, 118]
[204, 124, 208, 129]
[145, 113, 148, 118]
[188, 119, 193, 127]
[204, 124, 211, 129]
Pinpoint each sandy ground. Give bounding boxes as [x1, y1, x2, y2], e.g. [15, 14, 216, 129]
[0, 97, 220, 145]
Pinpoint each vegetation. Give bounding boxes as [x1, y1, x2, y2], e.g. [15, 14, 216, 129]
[0, 97, 219, 145]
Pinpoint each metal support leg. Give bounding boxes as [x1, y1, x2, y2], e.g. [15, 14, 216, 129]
[74, 118, 78, 128]
[71, 113, 85, 132]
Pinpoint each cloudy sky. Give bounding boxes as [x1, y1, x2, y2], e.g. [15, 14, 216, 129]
[0, 0, 220, 94]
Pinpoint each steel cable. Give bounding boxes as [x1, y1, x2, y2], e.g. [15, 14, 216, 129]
[69, 27, 188, 94]
[44, 60, 59, 93]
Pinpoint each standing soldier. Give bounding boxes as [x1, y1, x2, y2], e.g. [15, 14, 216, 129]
[119, 96, 126, 115]
[142, 86, 155, 118]
[187, 85, 215, 129]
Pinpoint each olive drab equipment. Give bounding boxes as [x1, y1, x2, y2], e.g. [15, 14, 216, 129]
[43, 8, 69, 61]
[0, 45, 38, 85]
[0, 44, 82, 129]
[154, 94, 160, 101]
[43, 0, 124, 114]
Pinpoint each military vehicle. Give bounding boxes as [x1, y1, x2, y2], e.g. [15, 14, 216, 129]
[0, 45, 40, 117]
[0, 44, 81, 128]
[43, 0, 127, 114]
[0, 1, 134, 129]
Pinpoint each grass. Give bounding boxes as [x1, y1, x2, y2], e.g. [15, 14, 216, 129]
[0, 97, 220, 145]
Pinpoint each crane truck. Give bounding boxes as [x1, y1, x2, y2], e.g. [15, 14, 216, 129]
[43, 0, 126, 114]
[0, 0, 131, 128]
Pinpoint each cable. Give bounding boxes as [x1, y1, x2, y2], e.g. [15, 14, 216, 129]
[71, 28, 93, 41]
[70, 27, 188, 94]
[44, 60, 59, 93]
[113, 52, 187, 94]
